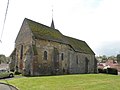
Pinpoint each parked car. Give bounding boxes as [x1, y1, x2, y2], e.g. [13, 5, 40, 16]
[0, 69, 14, 78]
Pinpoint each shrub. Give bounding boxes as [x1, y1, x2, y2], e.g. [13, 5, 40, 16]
[15, 71, 21, 75]
[107, 68, 118, 75]
[98, 68, 107, 73]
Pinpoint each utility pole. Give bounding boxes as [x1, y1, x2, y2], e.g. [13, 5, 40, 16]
[0, 0, 10, 42]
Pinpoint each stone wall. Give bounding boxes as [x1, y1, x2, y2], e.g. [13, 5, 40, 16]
[34, 39, 69, 75]
[14, 19, 96, 76]
[68, 50, 95, 74]
[15, 20, 34, 75]
[33, 39, 96, 75]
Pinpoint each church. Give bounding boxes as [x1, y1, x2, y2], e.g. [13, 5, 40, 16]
[10, 18, 97, 76]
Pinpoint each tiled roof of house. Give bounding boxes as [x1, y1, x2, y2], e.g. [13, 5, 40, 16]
[25, 18, 95, 55]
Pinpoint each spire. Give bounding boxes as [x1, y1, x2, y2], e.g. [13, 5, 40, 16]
[50, 5, 55, 29]
[51, 18, 55, 29]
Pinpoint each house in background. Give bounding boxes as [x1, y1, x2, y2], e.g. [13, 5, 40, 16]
[98, 59, 120, 72]
[10, 18, 97, 76]
[0, 63, 9, 70]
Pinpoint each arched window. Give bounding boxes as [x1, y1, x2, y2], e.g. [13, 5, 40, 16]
[61, 53, 64, 60]
[76, 55, 79, 64]
[44, 51, 47, 60]
[20, 45, 23, 59]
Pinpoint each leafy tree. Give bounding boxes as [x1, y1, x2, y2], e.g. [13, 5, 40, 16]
[96, 55, 108, 63]
[0, 54, 7, 64]
[108, 56, 116, 60]
[117, 54, 120, 64]
[102, 55, 107, 60]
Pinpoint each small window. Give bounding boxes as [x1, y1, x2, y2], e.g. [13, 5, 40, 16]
[44, 51, 47, 60]
[61, 53, 64, 60]
[76, 55, 79, 64]
[20, 45, 23, 59]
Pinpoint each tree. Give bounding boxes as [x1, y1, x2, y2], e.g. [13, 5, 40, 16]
[0, 54, 7, 64]
[102, 55, 107, 60]
[117, 54, 120, 64]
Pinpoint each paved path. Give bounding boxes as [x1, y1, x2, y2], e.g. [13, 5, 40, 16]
[0, 83, 18, 90]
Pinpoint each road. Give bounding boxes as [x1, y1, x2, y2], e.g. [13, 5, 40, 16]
[0, 83, 18, 90]
[0, 75, 24, 90]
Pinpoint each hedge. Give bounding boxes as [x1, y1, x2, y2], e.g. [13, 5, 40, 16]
[98, 68, 118, 75]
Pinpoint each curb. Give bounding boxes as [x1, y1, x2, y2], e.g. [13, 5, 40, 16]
[0, 82, 19, 90]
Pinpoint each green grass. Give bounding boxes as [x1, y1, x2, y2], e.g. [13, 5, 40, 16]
[0, 74, 120, 90]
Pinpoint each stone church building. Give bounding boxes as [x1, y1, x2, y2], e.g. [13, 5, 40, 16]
[10, 18, 97, 76]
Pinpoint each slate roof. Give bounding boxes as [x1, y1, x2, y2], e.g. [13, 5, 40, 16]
[25, 18, 95, 55]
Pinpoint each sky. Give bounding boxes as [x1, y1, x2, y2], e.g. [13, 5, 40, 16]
[0, 0, 120, 56]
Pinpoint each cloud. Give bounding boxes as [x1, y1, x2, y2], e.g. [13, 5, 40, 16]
[83, 0, 103, 9]
[95, 41, 120, 56]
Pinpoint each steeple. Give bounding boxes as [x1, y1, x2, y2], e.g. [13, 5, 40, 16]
[51, 18, 55, 29]
[50, 5, 55, 29]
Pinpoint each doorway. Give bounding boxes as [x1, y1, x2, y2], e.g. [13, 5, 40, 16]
[53, 48, 59, 74]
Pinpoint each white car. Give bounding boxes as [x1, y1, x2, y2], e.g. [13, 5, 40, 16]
[0, 69, 14, 78]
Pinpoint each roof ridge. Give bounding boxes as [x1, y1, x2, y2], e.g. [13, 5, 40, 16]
[25, 18, 50, 28]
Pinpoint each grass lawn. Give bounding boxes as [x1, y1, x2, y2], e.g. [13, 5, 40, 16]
[0, 74, 120, 90]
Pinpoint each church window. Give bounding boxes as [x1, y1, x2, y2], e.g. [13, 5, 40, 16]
[44, 51, 47, 60]
[61, 53, 64, 60]
[20, 45, 23, 59]
[76, 55, 79, 64]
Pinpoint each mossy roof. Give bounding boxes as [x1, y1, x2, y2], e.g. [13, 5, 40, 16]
[25, 18, 95, 55]
[65, 36, 95, 54]
[26, 18, 67, 44]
